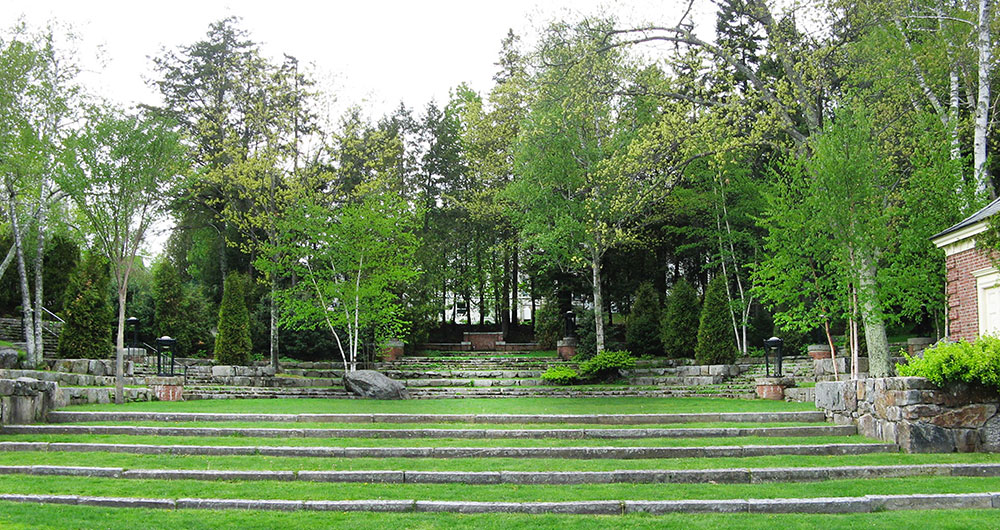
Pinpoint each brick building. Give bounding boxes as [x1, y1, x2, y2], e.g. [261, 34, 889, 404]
[932, 198, 1000, 341]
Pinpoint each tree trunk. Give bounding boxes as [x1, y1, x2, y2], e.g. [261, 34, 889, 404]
[858, 257, 890, 377]
[115, 287, 127, 405]
[501, 252, 510, 337]
[7, 192, 36, 368]
[975, 0, 995, 197]
[269, 279, 279, 372]
[591, 246, 606, 354]
[511, 242, 519, 326]
[32, 207, 46, 359]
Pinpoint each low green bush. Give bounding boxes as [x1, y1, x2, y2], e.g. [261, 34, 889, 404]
[540, 366, 579, 385]
[578, 350, 636, 381]
[896, 337, 1000, 390]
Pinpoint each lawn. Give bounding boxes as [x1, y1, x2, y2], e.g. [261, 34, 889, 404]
[0, 432, 873, 448]
[1, 502, 997, 530]
[2, 449, 1000, 472]
[66, 397, 817, 414]
[0, 474, 999, 502]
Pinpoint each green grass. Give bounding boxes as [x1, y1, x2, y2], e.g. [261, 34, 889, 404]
[0, 474, 998, 502]
[63, 420, 832, 430]
[65, 397, 817, 414]
[2, 449, 999, 473]
[2, 502, 998, 530]
[0, 433, 873, 448]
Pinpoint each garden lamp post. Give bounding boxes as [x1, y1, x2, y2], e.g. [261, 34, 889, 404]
[156, 336, 177, 376]
[126, 317, 139, 361]
[764, 336, 784, 377]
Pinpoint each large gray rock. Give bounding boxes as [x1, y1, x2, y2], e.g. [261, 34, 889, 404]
[0, 349, 18, 369]
[343, 370, 410, 399]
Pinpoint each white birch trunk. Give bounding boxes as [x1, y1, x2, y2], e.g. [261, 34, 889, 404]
[858, 257, 891, 377]
[590, 245, 606, 354]
[975, 0, 994, 196]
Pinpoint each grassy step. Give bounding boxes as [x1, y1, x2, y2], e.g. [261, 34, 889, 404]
[0, 441, 898, 459]
[46, 410, 827, 424]
[4, 503, 1000, 530]
[2, 462, 999, 484]
[62, 396, 818, 414]
[0, 424, 856, 440]
[3, 449, 997, 473]
[0, 475, 998, 504]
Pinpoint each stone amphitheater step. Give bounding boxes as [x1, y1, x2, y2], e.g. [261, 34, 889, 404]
[180, 385, 757, 399]
[0, 424, 856, 439]
[0, 441, 898, 459]
[1, 462, 992, 485]
[46, 410, 828, 424]
[4, 491, 998, 514]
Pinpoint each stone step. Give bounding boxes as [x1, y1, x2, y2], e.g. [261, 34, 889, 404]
[1, 492, 995, 515]
[0, 441, 899, 459]
[181, 387, 757, 400]
[46, 410, 828, 424]
[0, 462, 992, 485]
[1, 424, 855, 439]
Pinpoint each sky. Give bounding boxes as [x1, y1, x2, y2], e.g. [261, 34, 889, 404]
[3, 0, 716, 121]
[2, 0, 716, 255]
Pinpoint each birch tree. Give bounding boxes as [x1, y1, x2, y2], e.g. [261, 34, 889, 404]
[259, 191, 420, 372]
[60, 109, 187, 403]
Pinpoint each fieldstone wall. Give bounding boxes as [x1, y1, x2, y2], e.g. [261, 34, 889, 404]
[0, 377, 59, 425]
[46, 359, 134, 377]
[816, 377, 1000, 453]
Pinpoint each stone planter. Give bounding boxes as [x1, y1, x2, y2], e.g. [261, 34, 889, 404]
[382, 339, 405, 361]
[907, 337, 934, 358]
[755, 377, 795, 400]
[807, 344, 833, 360]
[557, 337, 578, 361]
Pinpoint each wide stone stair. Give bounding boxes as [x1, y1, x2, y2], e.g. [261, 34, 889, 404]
[173, 352, 759, 400]
[2, 399, 1000, 520]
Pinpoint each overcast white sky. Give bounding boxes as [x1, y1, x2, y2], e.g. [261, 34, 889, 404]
[4, 0, 715, 121]
[3, 0, 716, 255]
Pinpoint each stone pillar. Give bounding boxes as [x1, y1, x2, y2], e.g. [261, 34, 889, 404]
[557, 337, 578, 361]
[382, 339, 405, 361]
[755, 377, 795, 400]
[907, 337, 934, 358]
[807, 344, 833, 360]
[151, 385, 184, 401]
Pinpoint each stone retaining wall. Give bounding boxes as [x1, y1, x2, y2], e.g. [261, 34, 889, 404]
[45, 359, 134, 377]
[0, 378, 59, 425]
[815, 377, 1000, 453]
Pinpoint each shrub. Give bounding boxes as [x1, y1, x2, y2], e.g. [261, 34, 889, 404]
[897, 337, 1000, 390]
[534, 297, 563, 350]
[541, 365, 579, 385]
[660, 278, 699, 358]
[695, 275, 737, 365]
[578, 350, 636, 381]
[214, 272, 251, 365]
[625, 283, 661, 356]
[57, 252, 113, 359]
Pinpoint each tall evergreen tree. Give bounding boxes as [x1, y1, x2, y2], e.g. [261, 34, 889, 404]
[57, 252, 113, 359]
[214, 272, 251, 365]
[625, 283, 661, 356]
[661, 278, 700, 358]
[695, 275, 737, 365]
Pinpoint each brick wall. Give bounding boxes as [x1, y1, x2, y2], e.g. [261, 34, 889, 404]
[946, 245, 995, 341]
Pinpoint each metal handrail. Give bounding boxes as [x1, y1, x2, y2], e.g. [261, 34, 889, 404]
[41, 307, 65, 323]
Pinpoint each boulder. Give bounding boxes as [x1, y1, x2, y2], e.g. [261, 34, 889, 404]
[343, 370, 410, 400]
[0, 348, 19, 369]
